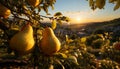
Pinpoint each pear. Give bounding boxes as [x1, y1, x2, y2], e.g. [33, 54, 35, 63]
[0, 4, 11, 18]
[40, 27, 61, 55]
[27, 0, 41, 7]
[9, 23, 35, 56]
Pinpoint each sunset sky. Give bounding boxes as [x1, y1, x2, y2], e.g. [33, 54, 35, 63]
[41, 0, 120, 24]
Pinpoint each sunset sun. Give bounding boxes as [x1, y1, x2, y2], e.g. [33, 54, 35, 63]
[76, 17, 81, 21]
[74, 17, 82, 23]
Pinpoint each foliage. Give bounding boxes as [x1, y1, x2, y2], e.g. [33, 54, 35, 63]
[88, 0, 120, 10]
[85, 34, 105, 49]
[0, 0, 120, 68]
[100, 41, 120, 63]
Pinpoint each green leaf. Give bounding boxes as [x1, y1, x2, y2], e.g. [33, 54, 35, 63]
[56, 53, 68, 58]
[54, 12, 62, 17]
[65, 35, 73, 44]
[60, 16, 70, 22]
[43, 5, 49, 15]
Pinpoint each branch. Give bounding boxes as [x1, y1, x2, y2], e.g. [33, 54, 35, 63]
[13, 15, 31, 23]
[0, 20, 9, 31]
[40, 15, 53, 19]
[0, 59, 28, 67]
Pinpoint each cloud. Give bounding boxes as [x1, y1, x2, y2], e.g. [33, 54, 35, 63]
[62, 10, 99, 19]
[63, 11, 86, 17]
[59, 10, 101, 23]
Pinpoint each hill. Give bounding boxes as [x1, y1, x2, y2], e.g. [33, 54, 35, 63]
[61, 18, 120, 37]
[40, 18, 120, 37]
[69, 18, 120, 31]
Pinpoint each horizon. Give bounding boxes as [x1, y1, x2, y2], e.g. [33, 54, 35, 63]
[41, 0, 120, 24]
[42, 17, 120, 25]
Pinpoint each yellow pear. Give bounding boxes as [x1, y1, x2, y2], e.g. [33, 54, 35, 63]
[9, 23, 35, 56]
[27, 0, 41, 7]
[40, 27, 61, 55]
[0, 4, 11, 18]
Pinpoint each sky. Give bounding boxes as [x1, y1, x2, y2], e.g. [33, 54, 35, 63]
[41, 0, 120, 24]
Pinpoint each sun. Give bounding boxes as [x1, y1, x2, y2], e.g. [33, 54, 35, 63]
[70, 17, 83, 24]
[76, 17, 81, 21]
[75, 17, 82, 23]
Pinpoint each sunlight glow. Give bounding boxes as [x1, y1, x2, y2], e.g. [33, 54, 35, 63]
[73, 17, 83, 23]
[76, 17, 81, 21]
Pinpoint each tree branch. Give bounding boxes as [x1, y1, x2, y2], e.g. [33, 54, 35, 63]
[40, 15, 53, 19]
[0, 20, 9, 31]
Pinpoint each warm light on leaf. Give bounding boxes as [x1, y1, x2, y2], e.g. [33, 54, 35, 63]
[81, 37, 86, 43]
[114, 0, 120, 11]
[96, 0, 105, 9]
[61, 16, 70, 22]
[55, 53, 68, 58]
[54, 12, 62, 17]
[89, 0, 94, 6]
[51, 19, 57, 30]
[65, 35, 73, 44]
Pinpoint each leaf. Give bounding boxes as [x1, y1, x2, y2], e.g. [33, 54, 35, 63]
[49, 64, 54, 69]
[65, 35, 73, 44]
[67, 55, 79, 65]
[55, 53, 68, 58]
[81, 37, 87, 43]
[89, 0, 97, 10]
[65, 17, 70, 22]
[57, 19, 62, 25]
[54, 12, 62, 17]
[96, 0, 105, 9]
[50, 4, 54, 10]
[51, 19, 57, 30]
[23, 5, 28, 10]
[114, 0, 120, 11]
[54, 59, 65, 69]
[60, 16, 70, 22]
[89, 0, 94, 6]
[43, 5, 49, 15]
[109, 0, 116, 3]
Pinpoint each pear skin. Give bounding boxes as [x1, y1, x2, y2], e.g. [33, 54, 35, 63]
[9, 23, 35, 56]
[40, 27, 61, 55]
[0, 4, 11, 18]
[27, 0, 41, 7]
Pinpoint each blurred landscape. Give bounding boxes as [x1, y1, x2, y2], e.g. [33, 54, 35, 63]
[51, 17, 120, 37]
[41, 17, 120, 41]
[68, 18, 120, 36]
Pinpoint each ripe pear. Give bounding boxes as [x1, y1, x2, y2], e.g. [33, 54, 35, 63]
[40, 27, 61, 55]
[9, 23, 35, 56]
[27, 0, 41, 7]
[0, 4, 11, 18]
